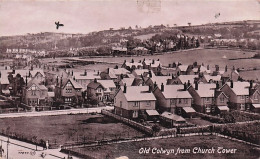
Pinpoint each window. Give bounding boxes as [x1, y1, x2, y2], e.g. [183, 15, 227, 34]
[170, 99, 175, 105]
[145, 101, 151, 106]
[66, 88, 72, 93]
[120, 101, 122, 107]
[254, 94, 258, 100]
[184, 99, 188, 104]
[31, 90, 36, 96]
[178, 99, 182, 104]
[241, 96, 245, 100]
[220, 97, 225, 103]
[66, 82, 72, 87]
[205, 98, 210, 103]
[133, 101, 140, 107]
[206, 106, 211, 113]
[97, 88, 102, 93]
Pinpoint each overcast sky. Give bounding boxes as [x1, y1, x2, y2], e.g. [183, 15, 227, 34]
[0, 0, 259, 36]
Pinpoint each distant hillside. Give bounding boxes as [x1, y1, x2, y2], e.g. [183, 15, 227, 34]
[0, 20, 259, 52]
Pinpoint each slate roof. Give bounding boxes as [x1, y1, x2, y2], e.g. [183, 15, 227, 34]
[161, 85, 192, 99]
[121, 86, 156, 101]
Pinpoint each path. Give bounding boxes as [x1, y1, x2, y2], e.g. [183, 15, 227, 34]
[0, 106, 114, 118]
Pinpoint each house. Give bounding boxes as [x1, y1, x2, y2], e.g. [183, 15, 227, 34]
[101, 67, 131, 85]
[114, 85, 156, 119]
[132, 69, 155, 78]
[142, 59, 162, 75]
[23, 80, 48, 110]
[119, 77, 135, 86]
[145, 75, 172, 89]
[201, 75, 222, 83]
[188, 82, 228, 114]
[112, 46, 127, 55]
[250, 84, 260, 113]
[176, 65, 189, 75]
[55, 77, 83, 106]
[221, 81, 259, 111]
[153, 84, 195, 117]
[221, 81, 250, 111]
[132, 47, 149, 55]
[73, 70, 101, 90]
[176, 75, 198, 84]
[97, 80, 117, 103]
[87, 79, 105, 104]
[121, 60, 143, 71]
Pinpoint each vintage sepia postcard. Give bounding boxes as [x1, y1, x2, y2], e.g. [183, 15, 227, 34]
[0, 0, 259, 159]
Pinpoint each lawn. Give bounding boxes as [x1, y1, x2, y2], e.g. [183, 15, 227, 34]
[186, 118, 213, 126]
[71, 135, 260, 159]
[0, 114, 145, 147]
[40, 49, 260, 80]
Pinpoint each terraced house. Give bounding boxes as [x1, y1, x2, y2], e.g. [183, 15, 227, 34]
[153, 83, 195, 117]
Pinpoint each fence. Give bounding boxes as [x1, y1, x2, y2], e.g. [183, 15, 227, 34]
[101, 109, 154, 135]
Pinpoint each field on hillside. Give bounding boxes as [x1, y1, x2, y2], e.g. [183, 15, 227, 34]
[40, 49, 260, 80]
[69, 135, 260, 159]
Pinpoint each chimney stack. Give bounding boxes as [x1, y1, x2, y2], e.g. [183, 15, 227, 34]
[123, 84, 127, 93]
[72, 70, 74, 76]
[149, 70, 152, 77]
[84, 70, 87, 76]
[207, 65, 210, 70]
[195, 82, 198, 90]
[184, 82, 187, 91]
[216, 81, 219, 90]
[94, 78, 97, 83]
[148, 85, 152, 93]
[152, 59, 155, 64]
[249, 80, 253, 88]
[230, 80, 233, 88]
[154, 82, 157, 89]
[225, 65, 228, 72]
[161, 83, 164, 92]
[187, 80, 191, 87]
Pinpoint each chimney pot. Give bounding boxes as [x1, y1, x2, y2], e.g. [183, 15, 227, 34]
[161, 83, 164, 92]
[195, 82, 198, 90]
[123, 84, 127, 93]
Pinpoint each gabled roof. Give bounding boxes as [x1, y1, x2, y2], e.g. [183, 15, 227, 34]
[160, 85, 192, 99]
[27, 82, 47, 91]
[149, 76, 172, 85]
[73, 71, 101, 80]
[143, 59, 161, 68]
[30, 69, 45, 78]
[203, 75, 221, 82]
[223, 82, 253, 96]
[133, 69, 155, 77]
[109, 68, 130, 76]
[60, 78, 82, 89]
[177, 65, 188, 72]
[121, 78, 135, 86]
[121, 86, 156, 101]
[178, 75, 198, 84]
[191, 83, 216, 97]
[124, 62, 142, 68]
[87, 81, 104, 89]
[97, 80, 116, 89]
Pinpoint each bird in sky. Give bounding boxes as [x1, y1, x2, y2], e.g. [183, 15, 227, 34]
[55, 21, 64, 30]
[215, 13, 221, 19]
